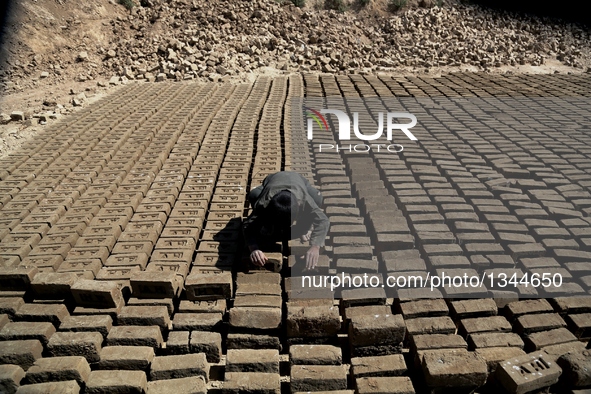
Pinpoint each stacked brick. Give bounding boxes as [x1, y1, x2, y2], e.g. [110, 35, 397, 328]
[2, 73, 591, 392]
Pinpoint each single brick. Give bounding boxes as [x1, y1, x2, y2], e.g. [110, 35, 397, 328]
[289, 345, 342, 366]
[85, 370, 147, 394]
[146, 376, 207, 394]
[405, 316, 456, 336]
[525, 327, 578, 351]
[0, 364, 25, 394]
[70, 279, 125, 309]
[450, 299, 498, 319]
[226, 349, 279, 373]
[286, 303, 341, 338]
[398, 299, 449, 319]
[58, 315, 112, 338]
[117, 306, 171, 332]
[496, 352, 561, 394]
[47, 331, 103, 363]
[126, 298, 175, 315]
[150, 353, 209, 381]
[468, 332, 524, 349]
[14, 303, 69, 327]
[459, 316, 512, 336]
[515, 313, 567, 334]
[505, 299, 554, 319]
[189, 331, 222, 363]
[229, 307, 281, 331]
[0, 322, 55, 345]
[25, 356, 90, 386]
[556, 349, 591, 388]
[165, 331, 189, 354]
[348, 314, 406, 348]
[421, 349, 488, 389]
[567, 313, 591, 339]
[0, 298, 25, 317]
[14, 380, 80, 394]
[356, 376, 415, 394]
[350, 354, 406, 378]
[0, 340, 43, 370]
[178, 299, 226, 314]
[130, 271, 183, 299]
[30, 272, 78, 298]
[172, 312, 223, 332]
[184, 271, 232, 300]
[97, 346, 155, 370]
[223, 372, 280, 394]
[226, 333, 281, 351]
[290, 365, 348, 392]
[106, 326, 163, 348]
[410, 334, 468, 354]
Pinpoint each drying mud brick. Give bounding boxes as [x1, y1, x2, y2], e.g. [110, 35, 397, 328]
[226, 333, 282, 351]
[410, 334, 468, 354]
[223, 372, 281, 394]
[117, 306, 171, 332]
[185, 271, 233, 300]
[178, 299, 227, 314]
[189, 331, 222, 363]
[450, 299, 498, 319]
[97, 346, 155, 370]
[14, 380, 80, 394]
[229, 307, 281, 331]
[286, 303, 341, 338]
[421, 349, 488, 389]
[348, 314, 406, 347]
[47, 332, 103, 363]
[173, 312, 223, 332]
[0, 268, 37, 291]
[59, 315, 113, 339]
[459, 316, 512, 336]
[468, 332, 524, 349]
[146, 376, 207, 394]
[14, 303, 69, 327]
[30, 272, 78, 298]
[397, 299, 449, 319]
[515, 313, 567, 334]
[25, 356, 90, 386]
[525, 327, 578, 351]
[355, 376, 415, 394]
[289, 345, 342, 366]
[150, 353, 209, 381]
[350, 354, 407, 378]
[505, 299, 554, 319]
[0, 298, 24, 317]
[130, 271, 183, 299]
[0, 322, 56, 345]
[0, 364, 25, 394]
[106, 326, 163, 348]
[496, 352, 561, 394]
[556, 350, 591, 388]
[226, 349, 280, 373]
[405, 317, 456, 336]
[85, 370, 147, 394]
[70, 279, 125, 309]
[0, 340, 43, 370]
[290, 365, 348, 393]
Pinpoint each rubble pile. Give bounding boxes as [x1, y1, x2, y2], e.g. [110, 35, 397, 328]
[1, 0, 590, 90]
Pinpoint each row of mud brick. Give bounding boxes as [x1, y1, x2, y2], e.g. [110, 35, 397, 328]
[1, 71, 591, 393]
[3, 288, 591, 393]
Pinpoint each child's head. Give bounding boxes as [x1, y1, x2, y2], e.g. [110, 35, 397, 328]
[268, 190, 298, 227]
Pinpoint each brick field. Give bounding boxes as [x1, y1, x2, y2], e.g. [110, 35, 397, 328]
[1, 72, 591, 393]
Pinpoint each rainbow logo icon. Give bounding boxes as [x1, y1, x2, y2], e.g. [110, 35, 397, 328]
[305, 107, 328, 131]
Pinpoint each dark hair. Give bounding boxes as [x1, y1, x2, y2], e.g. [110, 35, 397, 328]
[268, 190, 298, 226]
